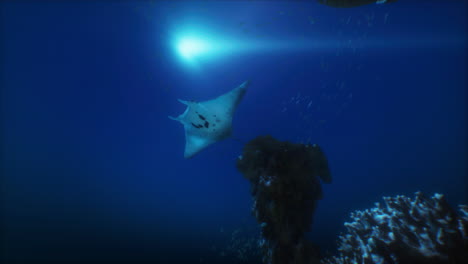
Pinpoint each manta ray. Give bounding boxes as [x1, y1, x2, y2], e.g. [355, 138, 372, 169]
[169, 80, 250, 158]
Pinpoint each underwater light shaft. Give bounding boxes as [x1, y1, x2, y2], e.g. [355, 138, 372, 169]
[172, 32, 465, 66]
[173, 34, 249, 64]
[172, 34, 314, 65]
[177, 38, 210, 60]
[171, 35, 368, 62]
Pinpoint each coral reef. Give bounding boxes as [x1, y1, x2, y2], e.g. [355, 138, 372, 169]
[236, 135, 332, 264]
[322, 192, 468, 264]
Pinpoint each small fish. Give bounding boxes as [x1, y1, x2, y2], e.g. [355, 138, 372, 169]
[308, 16, 315, 24]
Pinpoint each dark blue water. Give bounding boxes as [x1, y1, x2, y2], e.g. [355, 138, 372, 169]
[1, 1, 466, 263]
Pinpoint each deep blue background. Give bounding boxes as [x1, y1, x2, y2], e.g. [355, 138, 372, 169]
[1, 1, 466, 263]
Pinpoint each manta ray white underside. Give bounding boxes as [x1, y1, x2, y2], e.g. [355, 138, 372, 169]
[169, 80, 249, 158]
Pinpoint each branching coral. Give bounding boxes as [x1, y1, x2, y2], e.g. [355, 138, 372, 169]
[237, 135, 332, 264]
[322, 192, 468, 264]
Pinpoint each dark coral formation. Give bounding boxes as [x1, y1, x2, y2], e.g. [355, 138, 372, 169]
[322, 192, 468, 264]
[236, 135, 332, 264]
